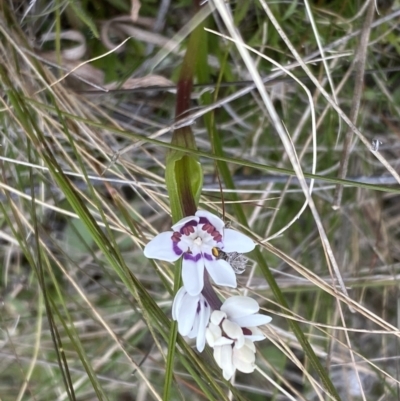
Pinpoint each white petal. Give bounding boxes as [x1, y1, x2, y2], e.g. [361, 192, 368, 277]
[182, 256, 205, 296]
[144, 232, 181, 261]
[210, 310, 226, 326]
[196, 331, 206, 353]
[171, 215, 199, 231]
[205, 259, 237, 288]
[213, 345, 223, 369]
[172, 287, 186, 320]
[195, 210, 225, 233]
[214, 344, 233, 368]
[199, 243, 214, 257]
[245, 334, 265, 342]
[232, 314, 272, 327]
[205, 331, 214, 347]
[213, 336, 234, 347]
[223, 366, 236, 380]
[208, 322, 222, 338]
[233, 358, 254, 374]
[177, 294, 198, 336]
[220, 319, 245, 348]
[235, 361, 254, 374]
[222, 229, 255, 253]
[222, 319, 243, 340]
[214, 345, 235, 380]
[248, 327, 264, 336]
[221, 296, 259, 318]
[222, 318, 245, 348]
[234, 355, 254, 372]
[206, 324, 222, 347]
[195, 299, 210, 352]
[187, 298, 209, 335]
[206, 323, 233, 347]
[233, 341, 256, 374]
[235, 343, 256, 363]
[245, 327, 266, 342]
[187, 322, 198, 339]
[245, 338, 256, 352]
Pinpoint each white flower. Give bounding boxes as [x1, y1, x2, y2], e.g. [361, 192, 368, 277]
[144, 210, 255, 295]
[172, 287, 211, 352]
[213, 339, 256, 380]
[206, 296, 272, 380]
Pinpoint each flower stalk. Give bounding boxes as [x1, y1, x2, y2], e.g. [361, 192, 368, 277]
[165, 3, 205, 222]
[162, 4, 207, 397]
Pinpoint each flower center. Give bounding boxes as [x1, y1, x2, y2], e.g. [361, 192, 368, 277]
[193, 236, 203, 247]
[172, 220, 223, 256]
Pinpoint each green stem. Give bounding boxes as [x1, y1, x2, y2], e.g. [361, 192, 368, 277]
[163, 4, 207, 399]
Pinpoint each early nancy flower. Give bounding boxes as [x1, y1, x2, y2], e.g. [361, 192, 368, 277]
[144, 210, 255, 295]
[172, 287, 210, 352]
[206, 296, 272, 380]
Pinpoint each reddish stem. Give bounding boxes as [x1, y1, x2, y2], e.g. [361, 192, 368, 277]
[202, 272, 223, 310]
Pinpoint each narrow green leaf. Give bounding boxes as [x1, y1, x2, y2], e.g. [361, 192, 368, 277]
[68, 0, 99, 38]
[163, 259, 182, 401]
[282, 0, 298, 20]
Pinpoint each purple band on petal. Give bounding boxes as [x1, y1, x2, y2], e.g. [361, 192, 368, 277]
[180, 219, 198, 234]
[173, 242, 183, 256]
[199, 217, 210, 225]
[183, 252, 202, 262]
[203, 253, 213, 261]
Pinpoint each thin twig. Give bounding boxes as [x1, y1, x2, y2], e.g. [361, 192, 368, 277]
[210, 1, 351, 305]
[333, 0, 376, 209]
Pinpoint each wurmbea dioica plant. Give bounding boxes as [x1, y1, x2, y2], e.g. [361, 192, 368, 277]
[143, 0, 271, 382]
[145, 212, 272, 377]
